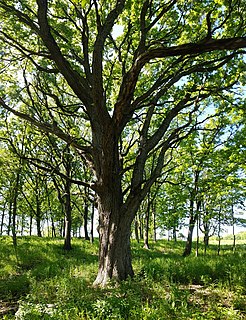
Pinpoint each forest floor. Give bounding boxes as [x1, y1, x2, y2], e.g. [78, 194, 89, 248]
[0, 236, 245, 319]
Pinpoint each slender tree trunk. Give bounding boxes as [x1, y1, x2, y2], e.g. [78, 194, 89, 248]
[173, 227, 177, 242]
[0, 203, 6, 235]
[139, 214, 144, 240]
[143, 195, 151, 249]
[183, 219, 196, 256]
[196, 219, 199, 257]
[232, 204, 236, 252]
[217, 212, 221, 256]
[90, 201, 94, 243]
[217, 206, 222, 256]
[134, 217, 139, 243]
[52, 172, 72, 247]
[84, 187, 90, 241]
[195, 200, 201, 257]
[21, 213, 25, 236]
[84, 209, 90, 240]
[12, 172, 20, 247]
[204, 224, 209, 255]
[204, 234, 209, 255]
[35, 177, 42, 237]
[46, 216, 50, 237]
[36, 200, 42, 237]
[36, 217, 42, 237]
[232, 221, 236, 252]
[63, 179, 72, 250]
[183, 198, 198, 256]
[7, 201, 12, 236]
[51, 217, 55, 237]
[59, 219, 63, 237]
[29, 215, 33, 236]
[152, 202, 157, 242]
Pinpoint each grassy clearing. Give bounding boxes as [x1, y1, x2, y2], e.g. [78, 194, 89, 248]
[209, 239, 246, 246]
[0, 236, 245, 319]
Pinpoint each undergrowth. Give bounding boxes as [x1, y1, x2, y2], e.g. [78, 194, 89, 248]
[0, 236, 245, 319]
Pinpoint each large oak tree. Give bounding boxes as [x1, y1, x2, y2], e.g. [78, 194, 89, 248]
[0, 0, 245, 286]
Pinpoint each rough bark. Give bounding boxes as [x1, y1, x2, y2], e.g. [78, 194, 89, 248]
[92, 128, 135, 286]
[94, 210, 134, 287]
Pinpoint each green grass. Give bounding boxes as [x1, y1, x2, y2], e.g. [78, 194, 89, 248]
[0, 236, 245, 319]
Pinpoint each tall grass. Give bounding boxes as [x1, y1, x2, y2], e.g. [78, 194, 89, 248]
[0, 236, 245, 319]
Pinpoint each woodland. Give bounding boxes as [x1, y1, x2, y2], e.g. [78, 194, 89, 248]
[0, 0, 245, 318]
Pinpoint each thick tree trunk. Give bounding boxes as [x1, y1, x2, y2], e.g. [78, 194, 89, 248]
[92, 126, 136, 286]
[94, 212, 134, 287]
[93, 183, 135, 286]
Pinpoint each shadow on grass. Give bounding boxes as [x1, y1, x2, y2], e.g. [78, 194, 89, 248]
[0, 274, 30, 301]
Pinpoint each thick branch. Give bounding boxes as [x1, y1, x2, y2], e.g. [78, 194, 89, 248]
[36, 0, 92, 108]
[113, 37, 246, 128]
[91, 0, 126, 122]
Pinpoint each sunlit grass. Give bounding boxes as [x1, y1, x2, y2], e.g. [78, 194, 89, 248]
[0, 236, 245, 319]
